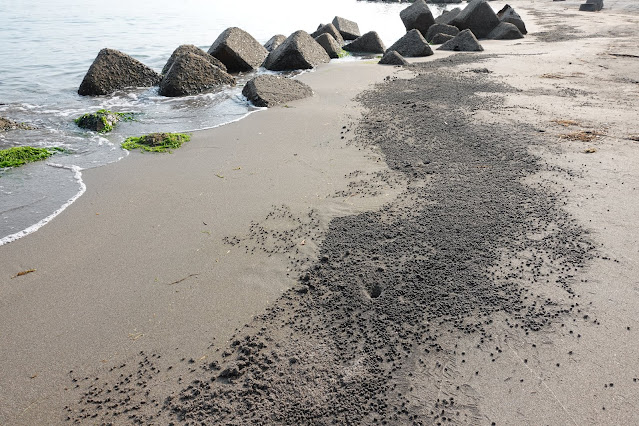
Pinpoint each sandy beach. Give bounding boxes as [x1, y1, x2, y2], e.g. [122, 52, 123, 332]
[1, 0, 639, 424]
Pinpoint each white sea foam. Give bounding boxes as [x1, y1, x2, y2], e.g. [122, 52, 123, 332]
[0, 164, 86, 247]
[182, 107, 266, 133]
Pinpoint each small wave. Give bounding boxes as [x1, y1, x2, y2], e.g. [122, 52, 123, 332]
[185, 107, 266, 133]
[0, 163, 86, 246]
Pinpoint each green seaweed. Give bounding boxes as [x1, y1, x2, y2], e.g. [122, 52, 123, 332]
[337, 49, 350, 58]
[48, 146, 69, 153]
[115, 111, 136, 121]
[0, 146, 61, 168]
[75, 109, 136, 133]
[121, 132, 191, 153]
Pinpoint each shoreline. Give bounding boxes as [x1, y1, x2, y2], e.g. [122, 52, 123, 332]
[0, 104, 264, 247]
[2, 0, 639, 423]
[0, 59, 411, 425]
[0, 0, 524, 247]
[0, 164, 86, 246]
[0, 63, 382, 248]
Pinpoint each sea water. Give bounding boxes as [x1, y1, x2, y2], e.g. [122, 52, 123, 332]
[0, 0, 456, 245]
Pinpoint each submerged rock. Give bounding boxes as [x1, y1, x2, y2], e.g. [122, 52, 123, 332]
[315, 33, 342, 59]
[242, 74, 313, 107]
[332, 16, 361, 40]
[451, 0, 500, 38]
[75, 109, 127, 133]
[78, 48, 160, 96]
[437, 29, 484, 51]
[386, 29, 433, 57]
[343, 31, 386, 54]
[486, 22, 524, 40]
[311, 23, 344, 46]
[400, 0, 436, 35]
[0, 116, 32, 132]
[159, 51, 236, 97]
[207, 27, 268, 73]
[378, 50, 409, 66]
[264, 35, 287, 52]
[162, 45, 226, 75]
[263, 30, 330, 71]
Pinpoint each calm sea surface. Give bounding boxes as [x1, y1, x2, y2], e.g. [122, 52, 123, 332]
[0, 0, 454, 245]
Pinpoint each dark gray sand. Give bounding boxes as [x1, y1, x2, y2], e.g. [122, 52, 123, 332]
[65, 54, 596, 424]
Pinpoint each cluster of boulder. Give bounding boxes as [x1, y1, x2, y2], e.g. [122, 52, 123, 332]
[377, 0, 527, 64]
[579, 0, 604, 12]
[77, 19, 365, 105]
[0, 116, 32, 132]
[310, 17, 388, 57]
[78, 18, 367, 98]
[263, 30, 330, 71]
[76, 0, 528, 108]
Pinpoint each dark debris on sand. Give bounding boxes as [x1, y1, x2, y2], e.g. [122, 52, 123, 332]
[68, 54, 595, 424]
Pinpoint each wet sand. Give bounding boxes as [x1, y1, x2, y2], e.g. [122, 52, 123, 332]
[0, 62, 409, 424]
[2, 0, 639, 424]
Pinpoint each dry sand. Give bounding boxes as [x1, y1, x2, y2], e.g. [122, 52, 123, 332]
[1, 0, 639, 424]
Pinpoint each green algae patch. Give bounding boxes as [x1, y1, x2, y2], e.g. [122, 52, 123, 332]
[121, 133, 191, 153]
[0, 146, 60, 168]
[75, 109, 135, 133]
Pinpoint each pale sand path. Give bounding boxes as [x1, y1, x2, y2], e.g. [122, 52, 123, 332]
[0, 62, 409, 424]
[415, 1, 639, 424]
